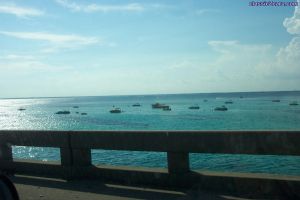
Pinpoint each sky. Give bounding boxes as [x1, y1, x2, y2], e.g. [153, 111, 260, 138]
[0, 0, 300, 98]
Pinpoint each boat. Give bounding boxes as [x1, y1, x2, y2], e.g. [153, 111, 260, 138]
[18, 108, 26, 111]
[163, 106, 171, 111]
[110, 108, 122, 113]
[272, 100, 280, 102]
[55, 111, 70, 114]
[289, 101, 299, 106]
[152, 103, 169, 109]
[73, 106, 79, 108]
[214, 106, 228, 111]
[225, 100, 233, 104]
[203, 99, 208, 102]
[132, 103, 141, 107]
[81, 113, 87, 115]
[188, 105, 200, 109]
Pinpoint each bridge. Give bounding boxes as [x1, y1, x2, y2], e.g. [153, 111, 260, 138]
[0, 130, 300, 199]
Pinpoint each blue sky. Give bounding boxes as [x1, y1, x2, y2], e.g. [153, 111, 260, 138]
[0, 0, 299, 98]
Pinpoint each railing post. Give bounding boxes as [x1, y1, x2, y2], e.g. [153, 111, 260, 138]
[61, 148, 91, 166]
[0, 143, 13, 162]
[60, 132, 92, 167]
[60, 148, 73, 166]
[71, 148, 91, 166]
[60, 133, 91, 179]
[61, 148, 91, 165]
[167, 152, 190, 174]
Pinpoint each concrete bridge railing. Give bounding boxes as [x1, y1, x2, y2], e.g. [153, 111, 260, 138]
[0, 130, 300, 196]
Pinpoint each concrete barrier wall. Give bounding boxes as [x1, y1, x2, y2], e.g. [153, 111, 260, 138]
[0, 130, 300, 197]
[1, 130, 300, 153]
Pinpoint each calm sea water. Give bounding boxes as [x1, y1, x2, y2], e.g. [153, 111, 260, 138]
[1, 91, 300, 175]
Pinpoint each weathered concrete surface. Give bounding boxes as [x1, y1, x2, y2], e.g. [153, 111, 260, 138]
[3, 160, 299, 198]
[69, 130, 300, 155]
[167, 152, 189, 173]
[11, 175, 278, 200]
[0, 131, 69, 148]
[1, 130, 300, 155]
[1, 130, 300, 198]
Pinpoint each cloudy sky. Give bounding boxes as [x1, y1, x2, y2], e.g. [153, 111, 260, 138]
[0, 0, 299, 98]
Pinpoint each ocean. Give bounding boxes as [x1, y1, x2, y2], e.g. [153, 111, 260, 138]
[1, 91, 300, 175]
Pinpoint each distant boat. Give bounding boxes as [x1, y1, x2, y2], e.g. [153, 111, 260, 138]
[81, 112, 87, 115]
[55, 111, 70, 114]
[289, 101, 299, 106]
[189, 105, 200, 109]
[73, 106, 79, 108]
[240, 96, 244, 98]
[18, 108, 26, 111]
[152, 103, 169, 109]
[110, 108, 122, 113]
[203, 99, 208, 102]
[272, 100, 280, 102]
[132, 103, 141, 107]
[163, 106, 171, 111]
[214, 106, 228, 111]
[224, 100, 233, 104]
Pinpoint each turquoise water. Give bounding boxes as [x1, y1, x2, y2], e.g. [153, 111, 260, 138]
[1, 91, 300, 175]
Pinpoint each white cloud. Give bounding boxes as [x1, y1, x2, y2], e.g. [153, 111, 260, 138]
[0, 31, 98, 44]
[0, 53, 72, 73]
[0, 4, 43, 18]
[283, 0, 300, 34]
[274, 37, 300, 76]
[0, 54, 35, 60]
[206, 1, 300, 83]
[208, 40, 273, 79]
[0, 31, 100, 52]
[55, 0, 144, 13]
[195, 9, 220, 15]
[205, 38, 300, 88]
[202, 1, 300, 91]
[0, 54, 48, 71]
[277, 1, 300, 77]
[169, 60, 197, 70]
[149, 3, 173, 9]
[208, 40, 239, 54]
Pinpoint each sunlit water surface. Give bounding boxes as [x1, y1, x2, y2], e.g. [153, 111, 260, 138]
[1, 91, 300, 175]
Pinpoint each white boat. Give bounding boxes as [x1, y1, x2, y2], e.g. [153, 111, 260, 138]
[110, 108, 122, 113]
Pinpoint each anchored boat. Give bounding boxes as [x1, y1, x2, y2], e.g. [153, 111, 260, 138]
[289, 101, 299, 106]
[214, 106, 228, 111]
[110, 108, 122, 113]
[188, 105, 200, 109]
[152, 103, 169, 109]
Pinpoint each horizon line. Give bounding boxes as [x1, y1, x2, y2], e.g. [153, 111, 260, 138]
[1, 89, 300, 100]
